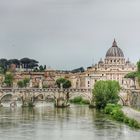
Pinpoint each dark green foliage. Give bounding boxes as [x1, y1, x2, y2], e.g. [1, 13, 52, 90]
[20, 58, 38, 69]
[82, 99, 90, 105]
[93, 80, 120, 109]
[23, 78, 30, 87]
[17, 81, 24, 88]
[56, 78, 71, 89]
[43, 85, 48, 88]
[124, 60, 140, 86]
[128, 119, 140, 128]
[4, 73, 13, 87]
[124, 72, 138, 79]
[137, 61, 140, 72]
[8, 59, 20, 66]
[0, 59, 8, 69]
[17, 78, 30, 88]
[104, 104, 140, 128]
[0, 58, 39, 72]
[71, 67, 85, 73]
[33, 65, 46, 72]
[70, 96, 83, 103]
[0, 59, 8, 73]
[70, 96, 90, 105]
[39, 65, 46, 72]
[0, 67, 5, 74]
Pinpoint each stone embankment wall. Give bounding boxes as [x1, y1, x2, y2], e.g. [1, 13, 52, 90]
[128, 90, 140, 109]
[128, 78, 140, 109]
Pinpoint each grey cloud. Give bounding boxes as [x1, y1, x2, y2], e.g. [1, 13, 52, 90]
[0, 0, 140, 70]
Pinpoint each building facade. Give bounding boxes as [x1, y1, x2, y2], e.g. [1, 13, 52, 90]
[82, 39, 136, 89]
[11, 40, 136, 89]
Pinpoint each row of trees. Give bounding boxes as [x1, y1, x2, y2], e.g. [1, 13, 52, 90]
[3, 75, 72, 89]
[0, 58, 47, 74]
[0, 58, 38, 69]
[3, 73, 30, 88]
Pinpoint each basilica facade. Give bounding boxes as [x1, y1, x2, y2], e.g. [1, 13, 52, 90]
[71, 40, 136, 89]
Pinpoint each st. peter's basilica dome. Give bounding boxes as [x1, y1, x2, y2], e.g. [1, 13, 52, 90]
[106, 39, 124, 58]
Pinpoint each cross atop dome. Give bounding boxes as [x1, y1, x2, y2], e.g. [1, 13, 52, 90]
[112, 39, 117, 47]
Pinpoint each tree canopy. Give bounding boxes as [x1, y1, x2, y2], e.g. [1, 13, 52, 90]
[93, 80, 120, 109]
[0, 58, 39, 72]
[4, 73, 14, 87]
[124, 60, 140, 86]
[17, 78, 30, 88]
[20, 58, 39, 69]
[137, 61, 140, 72]
[56, 78, 71, 89]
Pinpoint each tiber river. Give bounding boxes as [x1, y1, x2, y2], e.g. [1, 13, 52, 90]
[0, 102, 140, 140]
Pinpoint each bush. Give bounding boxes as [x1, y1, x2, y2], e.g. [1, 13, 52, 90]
[123, 117, 129, 124]
[112, 109, 124, 122]
[82, 99, 90, 105]
[104, 104, 116, 114]
[4, 73, 13, 87]
[73, 96, 83, 103]
[124, 72, 137, 79]
[43, 85, 48, 88]
[93, 81, 120, 109]
[128, 119, 140, 128]
[56, 78, 71, 89]
[70, 96, 90, 105]
[17, 81, 24, 88]
[17, 78, 30, 88]
[104, 104, 140, 129]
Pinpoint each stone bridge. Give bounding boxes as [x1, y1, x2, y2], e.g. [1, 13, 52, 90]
[0, 88, 133, 107]
[119, 88, 139, 106]
[121, 89, 140, 109]
[0, 88, 92, 105]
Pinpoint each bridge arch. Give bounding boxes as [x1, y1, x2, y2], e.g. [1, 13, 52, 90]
[34, 93, 44, 100]
[69, 91, 92, 103]
[118, 95, 126, 106]
[0, 93, 13, 102]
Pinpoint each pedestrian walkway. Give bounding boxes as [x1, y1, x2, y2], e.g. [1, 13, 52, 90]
[122, 106, 140, 122]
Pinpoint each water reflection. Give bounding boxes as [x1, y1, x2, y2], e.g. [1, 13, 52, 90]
[0, 102, 139, 140]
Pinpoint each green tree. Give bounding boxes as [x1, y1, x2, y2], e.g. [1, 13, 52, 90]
[124, 60, 140, 86]
[17, 81, 24, 88]
[0, 59, 8, 73]
[56, 78, 71, 89]
[137, 60, 140, 72]
[17, 78, 30, 88]
[106, 80, 120, 104]
[39, 65, 44, 72]
[124, 72, 137, 79]
[4, 73, 13, 87]
[0, 67, 5, 74]
[20, 58, 38, 69]
[23, 78, 30, 87]
[93, 80, 120, 109]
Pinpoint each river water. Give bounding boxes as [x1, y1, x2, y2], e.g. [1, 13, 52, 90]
[0, 102, 140, 140]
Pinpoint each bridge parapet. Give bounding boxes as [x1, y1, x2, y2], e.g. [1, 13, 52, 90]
[0, 88, 92, 93]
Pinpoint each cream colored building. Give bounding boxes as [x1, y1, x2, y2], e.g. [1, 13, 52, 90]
[72, 40, 136, 89]
[13, 40, 136, 89]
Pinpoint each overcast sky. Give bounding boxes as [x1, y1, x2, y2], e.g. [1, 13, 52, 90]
[0, 0, 140, 70]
